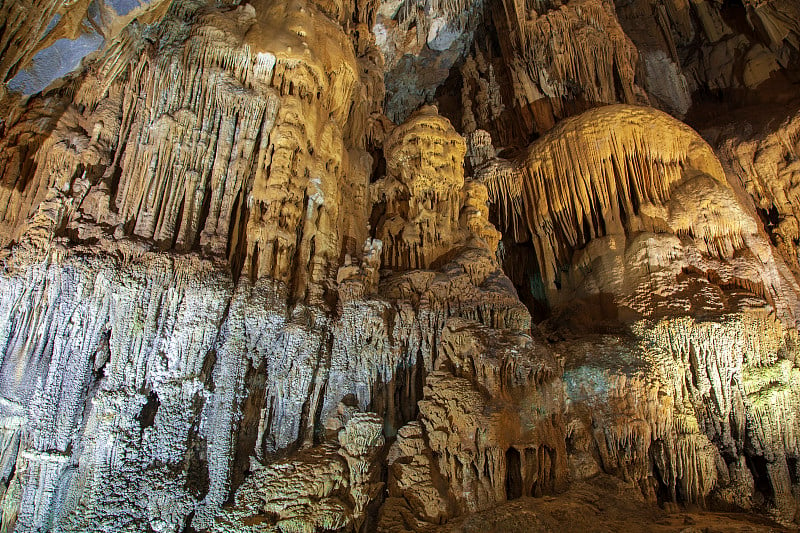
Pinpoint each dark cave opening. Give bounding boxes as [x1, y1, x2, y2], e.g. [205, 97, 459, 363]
[787, 457, 799, 487]
[369, 351, 426, 438]
[227, 188, 250, 283]
[494, 225, 550, 323]
[137, 390, 160, 430]
[505, 447, 523, 500]
[228, 359, 268, 500]
[720, 0, 757, 43]
[650, 441, 677, 504]
[192, 178, 214, 252]
[184, 393, 210, 502]
[746, 455, 775, 506]
[757, 204, 781, 229]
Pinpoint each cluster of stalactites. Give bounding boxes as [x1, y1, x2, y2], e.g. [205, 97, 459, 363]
[75, 3, 283, 259]
[494, 0, 643, 134]
[638, 311, 800, 518]
[460, 50, 506, 138]
[394, 0, 483, 36]
[0, 0, 377, 305]
[305, 0, 384, 28]
[480, 105, 729, 287]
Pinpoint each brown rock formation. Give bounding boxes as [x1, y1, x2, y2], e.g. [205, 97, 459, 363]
[0, 0, 799, 532]
[372, 105, 498, 270]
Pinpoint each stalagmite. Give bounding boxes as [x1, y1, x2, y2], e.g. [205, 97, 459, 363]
[373, 105, 498, 271]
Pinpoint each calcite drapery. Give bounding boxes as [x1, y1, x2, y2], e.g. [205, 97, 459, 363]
[477, 104, 799, 326]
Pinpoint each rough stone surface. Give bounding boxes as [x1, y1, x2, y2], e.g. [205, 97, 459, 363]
[0, 0, 799, 532]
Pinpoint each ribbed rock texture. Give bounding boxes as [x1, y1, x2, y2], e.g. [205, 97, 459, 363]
[0, 0, 799, 532]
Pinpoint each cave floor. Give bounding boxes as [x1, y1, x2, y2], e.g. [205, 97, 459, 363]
[437, 475, 791, 532]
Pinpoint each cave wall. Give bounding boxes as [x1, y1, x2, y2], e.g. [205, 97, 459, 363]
[0, 0, 799, 532]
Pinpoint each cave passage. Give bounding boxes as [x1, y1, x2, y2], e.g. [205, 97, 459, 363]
[506, 447, 523, 500]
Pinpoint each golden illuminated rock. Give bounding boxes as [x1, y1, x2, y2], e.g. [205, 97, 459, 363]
[0, 0, 798, 531]
[373, 105, 498, 270]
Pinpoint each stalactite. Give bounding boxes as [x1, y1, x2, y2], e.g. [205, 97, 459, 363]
[480, 105, 728, 292]
[493, 0, 646, 135]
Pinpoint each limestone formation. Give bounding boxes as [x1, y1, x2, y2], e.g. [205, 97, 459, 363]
[717, 107, 800, 274]
[477, 104, 800, 325]
[492, 0, 646, 134]
[375, 0, 484, 122]
[372, 105, 498, 270]
[0, 0, 799, 532]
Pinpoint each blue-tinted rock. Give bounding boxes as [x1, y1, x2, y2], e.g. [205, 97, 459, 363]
[7, 32, 104, 94]
[107, 0, 144, 17]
